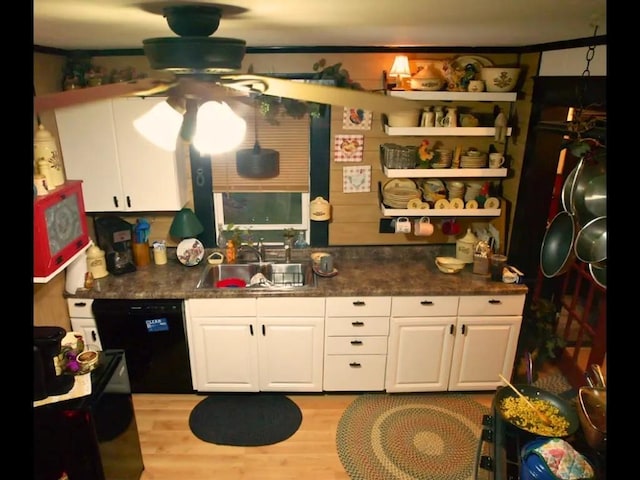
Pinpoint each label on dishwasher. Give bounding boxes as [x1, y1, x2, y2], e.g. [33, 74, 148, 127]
[145, 317, 169, 332]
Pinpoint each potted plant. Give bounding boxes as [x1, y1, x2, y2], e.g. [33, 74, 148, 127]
[514, 296, 567, 382]
[256, 58, 364, 125]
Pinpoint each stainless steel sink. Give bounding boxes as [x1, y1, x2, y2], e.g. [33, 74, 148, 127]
[196, 261, 316, 289]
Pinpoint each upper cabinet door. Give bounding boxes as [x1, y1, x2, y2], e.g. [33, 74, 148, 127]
[111, 97, 189, 212]
[55, 100, 123, 212]
[55, 97, 189, 212]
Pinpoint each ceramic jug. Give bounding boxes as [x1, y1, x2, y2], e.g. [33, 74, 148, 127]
[310, 196, 331, 221]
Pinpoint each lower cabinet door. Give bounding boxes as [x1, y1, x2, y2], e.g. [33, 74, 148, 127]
[190, 316, 260, 392]
[448, 316, 522, 391]
[257, 317, 324, 392]
[385, 316, 455, 392]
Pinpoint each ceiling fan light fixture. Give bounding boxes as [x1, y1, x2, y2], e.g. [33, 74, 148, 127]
[192, 101, 247, 155]
[133, 98, 185, 152]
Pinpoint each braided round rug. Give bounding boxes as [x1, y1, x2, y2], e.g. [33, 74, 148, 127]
[336, 393, 489, 480]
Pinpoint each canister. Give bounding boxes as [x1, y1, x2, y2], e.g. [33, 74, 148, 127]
[456, 228, 477, 264]
[34, 124, 65, 187]
[86, 245, 109, 279]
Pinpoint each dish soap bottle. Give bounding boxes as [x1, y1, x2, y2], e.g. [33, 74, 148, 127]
[456, 228, 477, 264]
[294, 230, 308, 248]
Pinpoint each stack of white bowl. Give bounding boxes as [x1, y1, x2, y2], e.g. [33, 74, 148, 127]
[464, 181, 484, 202]
[446, 181, 465, 201]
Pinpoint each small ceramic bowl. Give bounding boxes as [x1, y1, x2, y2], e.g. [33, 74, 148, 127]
[77, 350, 99, 369]
[435, 257, 466, 274]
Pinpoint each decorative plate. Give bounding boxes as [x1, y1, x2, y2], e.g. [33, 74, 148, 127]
[407, 198, 423, 209]
[466, 199, 479, 209]
[383, 178, 417, 192]
[484, 197, 501, 209]
[434, 198, 450, 209]
[177, 238, 205, 266]
[450, 198, 465, 209]
[452, 55, 494, 72]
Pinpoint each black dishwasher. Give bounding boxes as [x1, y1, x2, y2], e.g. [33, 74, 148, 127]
[92, 299, 193, 393]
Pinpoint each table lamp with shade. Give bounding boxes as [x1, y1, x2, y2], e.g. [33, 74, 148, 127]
[170, 208, 206, 266]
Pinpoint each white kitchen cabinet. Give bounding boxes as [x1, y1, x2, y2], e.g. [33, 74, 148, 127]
[257, 297, 325, 392]
[66, 298, 103, 351]
[385, 294, 525, 392]
[385, 296, 458, 392]
[186, 297, 325, 392]
[186, 298, 259, 392]
[324, 297, 391, 391]
[448, 294, 525, 391]
[55, 97, 189, 212]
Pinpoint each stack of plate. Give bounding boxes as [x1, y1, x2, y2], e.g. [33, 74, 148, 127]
[382, 179, 421, 208]
[431, 149, 453, 168]
[460, 153, 487, 168]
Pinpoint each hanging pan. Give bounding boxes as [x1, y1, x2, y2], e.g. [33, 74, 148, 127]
[236, 105, 279, 178]
[540, 210, 577, 278]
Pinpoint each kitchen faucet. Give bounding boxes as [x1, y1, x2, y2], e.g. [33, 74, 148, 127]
[237, 245, 263, 264]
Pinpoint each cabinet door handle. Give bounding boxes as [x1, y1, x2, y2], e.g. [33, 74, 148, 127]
[262, 324, 266, 336]
[420, 300, 434, 306]
[449, 324, 454, 335]
[113, 196, 119, 208]
[349, 362, 362, 368]
[461, 324, 467, 335]
[352, 301, 366, 306]
[91, 330, 98, 342]
[73, 301, 87, 307]
[351, 321, 364, 327]
[249, 325, 254, 336]
[126, 196, 132, 208]
[488, 299, 502, 305]
[350, 340, 363, 345]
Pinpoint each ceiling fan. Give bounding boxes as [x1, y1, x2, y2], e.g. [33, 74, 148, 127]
[34, 3, 416, 115]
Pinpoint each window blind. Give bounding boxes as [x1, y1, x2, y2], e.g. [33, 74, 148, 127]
[212, 108, 310, 192]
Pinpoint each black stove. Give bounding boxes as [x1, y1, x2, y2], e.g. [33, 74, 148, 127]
[475, 391, 606, 480]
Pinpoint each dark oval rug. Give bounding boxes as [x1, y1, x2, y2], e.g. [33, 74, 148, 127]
[189, 393, 302, 446]
[336, 393, 489, 480]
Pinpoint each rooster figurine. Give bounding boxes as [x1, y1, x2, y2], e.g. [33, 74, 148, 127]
[459, 63, 478, 91]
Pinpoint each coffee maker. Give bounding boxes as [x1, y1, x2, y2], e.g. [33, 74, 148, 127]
[95, 216, 136, 275]
[34, 326, 75, 401]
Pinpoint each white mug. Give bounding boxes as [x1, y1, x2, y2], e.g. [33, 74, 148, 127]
[414, 216, 434, 236]
[394, 217, 411, 234]
[468, 80, 485, 92]
[489, 153, 505, 168]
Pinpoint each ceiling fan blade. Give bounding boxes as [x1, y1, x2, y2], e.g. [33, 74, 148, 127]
[34, 78, 171, 113]
[222, 74, 417, 113]
[176, 77, 249, 103]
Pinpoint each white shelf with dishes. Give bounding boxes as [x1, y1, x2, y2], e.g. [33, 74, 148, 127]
[387, 90, 517, 102]
[384, 125, 512, 137]
[382, 166, 508, 179]
[377, 182, 501, 218]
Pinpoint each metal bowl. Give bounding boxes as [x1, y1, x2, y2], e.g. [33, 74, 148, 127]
[589, 263, 606, 289]
[574, 216, 607, 266]
[571, 159, 606, 227]
[540, 211, 576, 278]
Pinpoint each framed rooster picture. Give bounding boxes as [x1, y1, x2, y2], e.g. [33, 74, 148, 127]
[342, 107, 372, 130]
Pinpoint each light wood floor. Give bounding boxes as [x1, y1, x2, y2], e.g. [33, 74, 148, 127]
[133, 391, 495, 480]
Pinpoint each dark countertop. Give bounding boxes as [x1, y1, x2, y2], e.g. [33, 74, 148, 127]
[67, 246, 528, 300]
